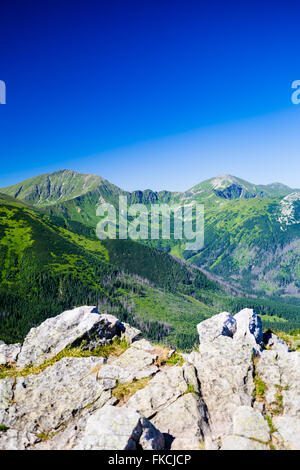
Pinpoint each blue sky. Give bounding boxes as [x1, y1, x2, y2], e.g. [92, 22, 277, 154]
[0, 0, 300, 190]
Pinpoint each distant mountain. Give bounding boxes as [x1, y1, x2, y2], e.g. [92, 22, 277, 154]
[1, 171, 300, 300]
[0, 169, 122, 206]
[182, 174, 297, 202]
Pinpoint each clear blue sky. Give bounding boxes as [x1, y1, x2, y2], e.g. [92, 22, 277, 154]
[0, 0, 300, 190]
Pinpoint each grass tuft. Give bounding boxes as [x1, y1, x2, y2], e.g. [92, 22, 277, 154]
[112, 377, 151, 406]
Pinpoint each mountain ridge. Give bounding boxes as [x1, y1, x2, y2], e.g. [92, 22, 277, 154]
[1, 170, 299, 202]
[1, 170, 300, 301]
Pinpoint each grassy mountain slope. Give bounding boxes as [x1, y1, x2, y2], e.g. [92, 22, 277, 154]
[1, 171, 300, 301]
[0, 193, 222, 348]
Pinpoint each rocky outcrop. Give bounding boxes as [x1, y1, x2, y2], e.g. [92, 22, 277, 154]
[5, 357, 109, 434]
[74, 405, 164, 450]
[233, 308, 263, 352]
[0, 305, 299, 450]
[256, 348, 300, 421]
[151, 393, 210, 450]
[188, 336, 255, 441]
[16, 307, 135, 368]
[197, 311, 236, 344]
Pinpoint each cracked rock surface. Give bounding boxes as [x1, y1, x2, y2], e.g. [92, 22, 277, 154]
[0, 306, 299, 450]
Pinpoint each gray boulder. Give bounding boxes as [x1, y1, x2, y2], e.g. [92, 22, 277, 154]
[5, 357, 109, 434]
[74, 405, 164, 450]
[152, 393, 210, 450]
[197, 311, 236, 344]
[17, 307, 122, 368]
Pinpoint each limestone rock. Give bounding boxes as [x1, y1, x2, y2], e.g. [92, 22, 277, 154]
[182, 363, 200, 394]
[0, 429, 39, 450]
[263, 331, 289, 353]
[125, 366, 189, 418]
[1, 307, 299, 451]
[99, 346, 158, 384]
[257, 349, 300, 417]
[272, 416, 300, 450]
[188, 336, 254, 440]
[221, 435, 269, 450]
[74, 405, 164, 450]
[131, 339, 155, 351]
[0, 377, 14, 412]
[121, 323, 142, 344]
[17, 307, 122, 368]
[233, 308, 263, 351]
[139, 417, 165, 450]
[231, 406, 270, 443]
[0, 343, 21, 366]
[171, 436, 203, 450]
[197, 311, 236, 344]
[5, 357, 109, 434]
[32, 395, 118, 450]
[0, 377, 14, 426]
[152, 393, 210, 449]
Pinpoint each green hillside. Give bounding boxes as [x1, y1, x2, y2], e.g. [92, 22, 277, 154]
[1, 170, 300, 341]
[0, 193, 221, 348]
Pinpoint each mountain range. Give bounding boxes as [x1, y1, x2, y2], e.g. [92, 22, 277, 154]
[2, 170, 300, 298]
[0, 170, 300, 346]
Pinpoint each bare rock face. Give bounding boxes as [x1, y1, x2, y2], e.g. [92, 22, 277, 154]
[188, 335, 255, 443]
[257, 349, 300, 418]
[16, 307, 138, 368]
[121, 323, 142, 344]
[263, 331, 290, 353]
[221, 435, 269, 450]
[99, 345, 158, 384]
[0, 306, 299, 451]
[152, 393, 210, 450]
[0, 429, 39, 450]
[231, 406, 270, 443]
[6, 357, 109, 434]
[0, 343, 21, 366]
[74, 405, 164, 450]
[197, 311, 236, 344]
[233, 308, 263, 351]
[272, 416, 300, 450]
[125, 365, 189, 418]
[0, 377, 14, 426]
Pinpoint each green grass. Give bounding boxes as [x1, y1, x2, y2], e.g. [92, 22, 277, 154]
[112, 377, 151, 405]
[0, 190, 299, 350]
[254, 372, 267, 400]
[0, 338, 129, 380]
[0, 425, 9, 432]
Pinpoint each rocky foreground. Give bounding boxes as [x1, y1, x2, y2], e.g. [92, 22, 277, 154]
[0, 306, 299, 450]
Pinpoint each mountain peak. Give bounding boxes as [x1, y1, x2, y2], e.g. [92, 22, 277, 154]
[210, 174, 240, 190]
